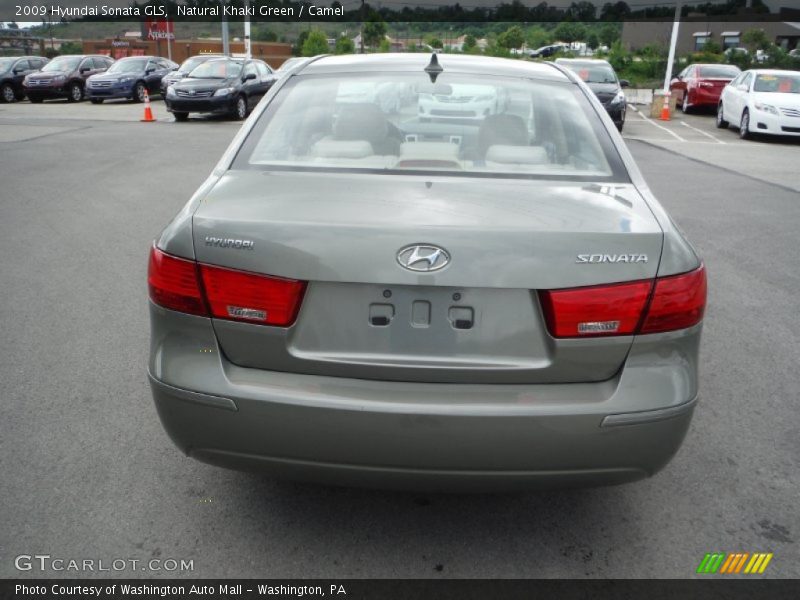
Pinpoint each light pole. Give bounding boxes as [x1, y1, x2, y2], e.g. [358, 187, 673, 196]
[663, 1, 682, 93]
[243, 0, 251, 59]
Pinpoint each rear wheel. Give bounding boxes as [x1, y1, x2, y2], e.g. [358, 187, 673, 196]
[716, 103, 728, 128]
[66, 82, 83, 102]
[173, 112, 189, 122]
[233, 95, 247, 120]
[90, 98, 104, 104]
[739, 109, 751, 140]
[1, 83, 15, 103]
[133, 81, 146, 103]
[681, 91, 691, 113]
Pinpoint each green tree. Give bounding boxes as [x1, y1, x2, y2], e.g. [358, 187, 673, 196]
[59, 41, 83, 54]
[598, 22, 620, 48]
[462, 34, 477, 53]
[425, 35, 443, 49]
[742, 28, 771, 52]
[301, 30, 329, 57]
[378, 38, 391, 53]
[498, 25, 525, 51]
[363, 15, 387, 50]
[253, 27, 277, 42]
[293, 30, 309, 56]
[701, 39, 722, 55]
[334, 35, 355, 55]
[526, 26, 553, 50]
[553, 21, 587, 45]
[586, 31, 600, 51]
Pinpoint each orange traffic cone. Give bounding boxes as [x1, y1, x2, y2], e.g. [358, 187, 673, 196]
[659, 92, 671, 121]
[140, 89, 156, 123]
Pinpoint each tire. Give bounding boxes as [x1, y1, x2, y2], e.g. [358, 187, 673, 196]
[90, 98, 104, 104]
[716, 103, 728, 129]
[28, 95, 43, 103]
[132, 81, 146, 103]
[66, 82, 83, 102]
[173, 112, 189, 122]
[681, 91, 691, 113]
[1, 83, 15, 103]
[233, 95, 247, 120]
[739, 109, 751, 140]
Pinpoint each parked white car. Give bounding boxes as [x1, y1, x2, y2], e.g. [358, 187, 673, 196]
[717, 69, 800, 140]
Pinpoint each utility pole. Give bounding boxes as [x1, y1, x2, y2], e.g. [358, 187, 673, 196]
[360, 0, 365, 54]
[663, 0, 682, 93]
[243, 0, 251, 59]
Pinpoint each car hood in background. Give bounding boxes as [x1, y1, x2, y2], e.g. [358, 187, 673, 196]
[752, 92, 800, 109]
[174, 78, 235, 92]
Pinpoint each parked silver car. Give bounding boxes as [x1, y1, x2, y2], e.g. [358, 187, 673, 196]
[148, 54, 706, 491]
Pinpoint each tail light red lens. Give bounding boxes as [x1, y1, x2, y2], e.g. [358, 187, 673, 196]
[199, 264, 306, 327]
[539, 280, 653, 338]
[148, 246, 306, 327]
[640, 266, 707, 334]
[148, 246, 207, 316]
[539, 265, 706, 338]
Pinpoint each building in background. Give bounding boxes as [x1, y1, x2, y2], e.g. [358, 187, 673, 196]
[622, 20, 800, 53]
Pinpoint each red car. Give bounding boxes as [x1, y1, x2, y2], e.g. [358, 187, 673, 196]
[670, 63, 741, 113]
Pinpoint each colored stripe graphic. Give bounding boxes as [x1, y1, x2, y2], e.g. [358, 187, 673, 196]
[697, 552, 772, 574]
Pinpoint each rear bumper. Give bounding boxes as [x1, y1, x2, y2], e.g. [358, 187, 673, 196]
[689, 87, 723, 107]
[148, 304, 700, 491]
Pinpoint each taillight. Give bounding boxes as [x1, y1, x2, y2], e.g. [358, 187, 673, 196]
[148, 245, 306, 327]
[148, 246, 207, 316]
[539, 264, 706, 338]
[539, 280, 653, 337]
[640, 266, 706, 334]
[200, 264, 306, 327]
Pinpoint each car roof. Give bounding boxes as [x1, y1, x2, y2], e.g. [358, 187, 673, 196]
[555, 58, 612, 66]
[748, 68, 800, 75]
[298, 53, 570, 82]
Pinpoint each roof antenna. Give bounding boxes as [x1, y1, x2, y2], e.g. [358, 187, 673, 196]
[424, 53, 443, 83]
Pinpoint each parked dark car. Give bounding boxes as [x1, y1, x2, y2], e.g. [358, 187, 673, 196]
[555, 58, 629, 131]
[670, 63, 741, 113]
[530, 44, 567, 58]
[160, 54, 224, 96]
[0, 56, 48, 103]
[165, 58, 276, 121]
[86, 56, 177, 103]
[24, 55, 113, 103]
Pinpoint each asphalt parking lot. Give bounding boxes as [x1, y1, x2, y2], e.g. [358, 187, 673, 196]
[1, 98, 798, 579]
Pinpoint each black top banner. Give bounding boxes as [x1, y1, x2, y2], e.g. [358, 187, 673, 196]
[2, 0, 800, 23]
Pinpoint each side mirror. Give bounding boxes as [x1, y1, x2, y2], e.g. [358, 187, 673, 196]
[619, 79, 630, 88]
[80, 67, 91, 73]
[13, 68, 24, 74]
[243, 72, 256, 81]
[145, 68, 155, 75]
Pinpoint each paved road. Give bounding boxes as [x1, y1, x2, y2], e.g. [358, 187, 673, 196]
[1, 102, 798, 579]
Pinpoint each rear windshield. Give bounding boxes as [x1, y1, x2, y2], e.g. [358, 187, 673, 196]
[236, 72, 625, 181]
[754, 73, 800, 94]
[697, 65, 740, 78]
[107, 59, 147, 74]
[562, 63, 617, 84]
[42, 57, 80, 72]
[189, 60, 242, 79]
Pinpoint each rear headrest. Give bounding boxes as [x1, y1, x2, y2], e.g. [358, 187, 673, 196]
[478, 114, 528, 156]
[334, 103, 388, 146]
[485, 145, 548, 165]
[311, 139, 373, 159]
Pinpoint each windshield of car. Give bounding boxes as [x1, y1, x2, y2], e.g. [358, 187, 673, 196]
[0, 57, 16, 72]
[189, 60, 242, 79]
[754, 73, 800, 94]
[697, 65, 740, 78]
[563, 64, 617, 84]
[107, 59, 147, 74]
[42, 57, 81, 72]
[180, 56, 213, 73]
[238, 72, 620, 180]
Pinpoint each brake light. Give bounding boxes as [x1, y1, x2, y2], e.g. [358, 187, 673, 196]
[200, 264, 306, 327]
[640, 266, 706, 334]
[539, 264, 706, 338]
[148, 246, 207, 316]
[539, 280, 653, 337]
[147, 245, 306, 327]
